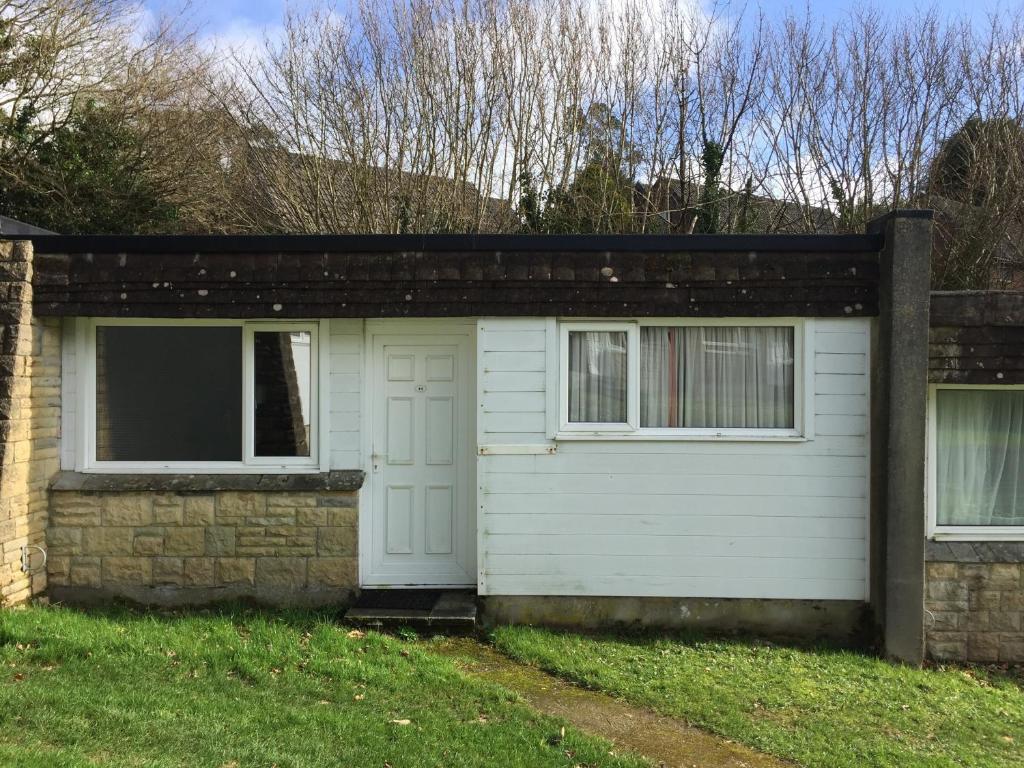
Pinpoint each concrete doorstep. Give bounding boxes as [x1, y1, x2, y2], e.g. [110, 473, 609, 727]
[344, 589, 478, 631]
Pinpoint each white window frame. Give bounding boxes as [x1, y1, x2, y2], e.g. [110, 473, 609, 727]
[78, 318, 328, 473]
[928, 383, 1024, 541]
[556, 318, 810, 441]
[558, 322, 639, 434]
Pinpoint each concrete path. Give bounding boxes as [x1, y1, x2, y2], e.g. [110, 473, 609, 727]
[432, 638, 793, 768]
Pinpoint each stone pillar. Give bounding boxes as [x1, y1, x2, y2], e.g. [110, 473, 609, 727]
[0, 240, 60, 605]
[867, 210, 933, 665]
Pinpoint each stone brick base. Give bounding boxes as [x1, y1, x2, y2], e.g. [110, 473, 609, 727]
[47, 487, 359, 607]
[925, 561, 1024, 663]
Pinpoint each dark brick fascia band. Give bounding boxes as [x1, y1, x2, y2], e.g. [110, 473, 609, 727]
[29, 237, 881, 319]
[929, 291, 1024, 384]
[50, 470, 365, 493]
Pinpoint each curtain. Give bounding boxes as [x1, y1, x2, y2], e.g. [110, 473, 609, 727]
[640, 327, 685, 427]
[936, 389, 1024, 526]
[568, 331, 627, 422]
[640, 326, 794, 428]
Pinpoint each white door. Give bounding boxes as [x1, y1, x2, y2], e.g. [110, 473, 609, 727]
[366, 332, 476, 586]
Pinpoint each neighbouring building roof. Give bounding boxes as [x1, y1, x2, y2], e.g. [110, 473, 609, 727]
[24, 233, 882, 319]
[0, 215, 55, 236]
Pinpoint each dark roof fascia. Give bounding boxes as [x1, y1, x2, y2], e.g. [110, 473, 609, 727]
[18, 232, 883, 255]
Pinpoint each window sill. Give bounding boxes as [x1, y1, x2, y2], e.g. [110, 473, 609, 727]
[78, 463, 322, 474]
[554, 432, 808, 443]
[50, 470, 365, 493]
[929, 529, 1024, 542]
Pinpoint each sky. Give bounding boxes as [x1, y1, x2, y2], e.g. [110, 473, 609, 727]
[144, 0, 988, 47]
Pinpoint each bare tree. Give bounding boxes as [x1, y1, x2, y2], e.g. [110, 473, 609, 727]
[121, 0, 1024, 288]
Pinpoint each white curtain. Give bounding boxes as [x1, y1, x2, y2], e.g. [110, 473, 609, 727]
[640, 326, 794, 428]
[640, 327, 685, 427]
[936, 389, 1024, 526]
[568, 331, 627, 422]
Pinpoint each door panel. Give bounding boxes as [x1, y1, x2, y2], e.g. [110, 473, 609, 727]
[385, 485, 414, 554]
[386, 397, 415, 465]
[425, 484, 454, 554]
[425, 397, 454, 465]
[367, 334, 475, 586]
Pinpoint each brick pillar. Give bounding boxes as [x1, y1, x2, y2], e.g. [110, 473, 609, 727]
[0, 240, 60, 605]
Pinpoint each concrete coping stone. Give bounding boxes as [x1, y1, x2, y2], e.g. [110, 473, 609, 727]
[926, 539, 1024, 563]
[49, 469, 366, 493]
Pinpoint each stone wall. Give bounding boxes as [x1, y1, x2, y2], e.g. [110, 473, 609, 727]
[46, 478, 361, 606]
[0, 240, 61, 605]
[925, 291, 1024, 664]
[925, 544, 1024, 663]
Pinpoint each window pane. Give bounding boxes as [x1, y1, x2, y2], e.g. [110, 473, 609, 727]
[640, 326, 794, 428]
[936, 389, 1024, 526]
[254, 331, 313, 457]
[568, 331, 628, 423]
[96, 326, 242, 461]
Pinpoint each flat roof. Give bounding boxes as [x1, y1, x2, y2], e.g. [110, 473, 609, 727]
[19, 232, 883, 254]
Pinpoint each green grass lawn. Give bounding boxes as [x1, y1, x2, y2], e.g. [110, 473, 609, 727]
[493, 626, 1024, 768]
[0, 607, 643, 768]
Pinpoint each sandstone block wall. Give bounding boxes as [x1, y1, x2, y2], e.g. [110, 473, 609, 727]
[925, 554, 1024, 663]
[0, 240, 61, 605]
[47, 489, 359, 606]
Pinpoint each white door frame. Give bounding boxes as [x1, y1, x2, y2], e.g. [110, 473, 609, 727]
[359, 319, 477, 588]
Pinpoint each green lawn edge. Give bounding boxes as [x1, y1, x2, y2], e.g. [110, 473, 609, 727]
[0, 606, 646, 768]
[492, 625, 1024, 768]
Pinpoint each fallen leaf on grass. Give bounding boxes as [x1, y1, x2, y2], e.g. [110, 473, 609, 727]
[390, 719, 411, 726]
[346, 630, 366, 639]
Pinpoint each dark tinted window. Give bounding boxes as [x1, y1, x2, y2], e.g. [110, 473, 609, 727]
[95, 326, 243, 461]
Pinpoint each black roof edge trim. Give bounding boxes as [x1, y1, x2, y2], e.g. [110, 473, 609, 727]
[13, 232, 883, 255]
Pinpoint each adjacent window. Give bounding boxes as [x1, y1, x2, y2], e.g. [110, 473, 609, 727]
[567, 330, 629, 424]
[87, 321, 319, 469]
[559, 321, 801, 437]
[640, 326, 794, 429]
[933, 387, 1024, 530]
[253, 330, 313, 458]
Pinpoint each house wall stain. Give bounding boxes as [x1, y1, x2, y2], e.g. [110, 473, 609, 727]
[481, 595, 869, 644]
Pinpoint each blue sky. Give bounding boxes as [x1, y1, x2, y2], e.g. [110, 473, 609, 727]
[145, 0, 986, 38]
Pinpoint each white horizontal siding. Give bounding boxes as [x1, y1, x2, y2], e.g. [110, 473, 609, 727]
[484, 574, 864, 600]
[328, 319, 363, 469]
[479, 319, 549, 445]
[478, 316, 872, 601]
